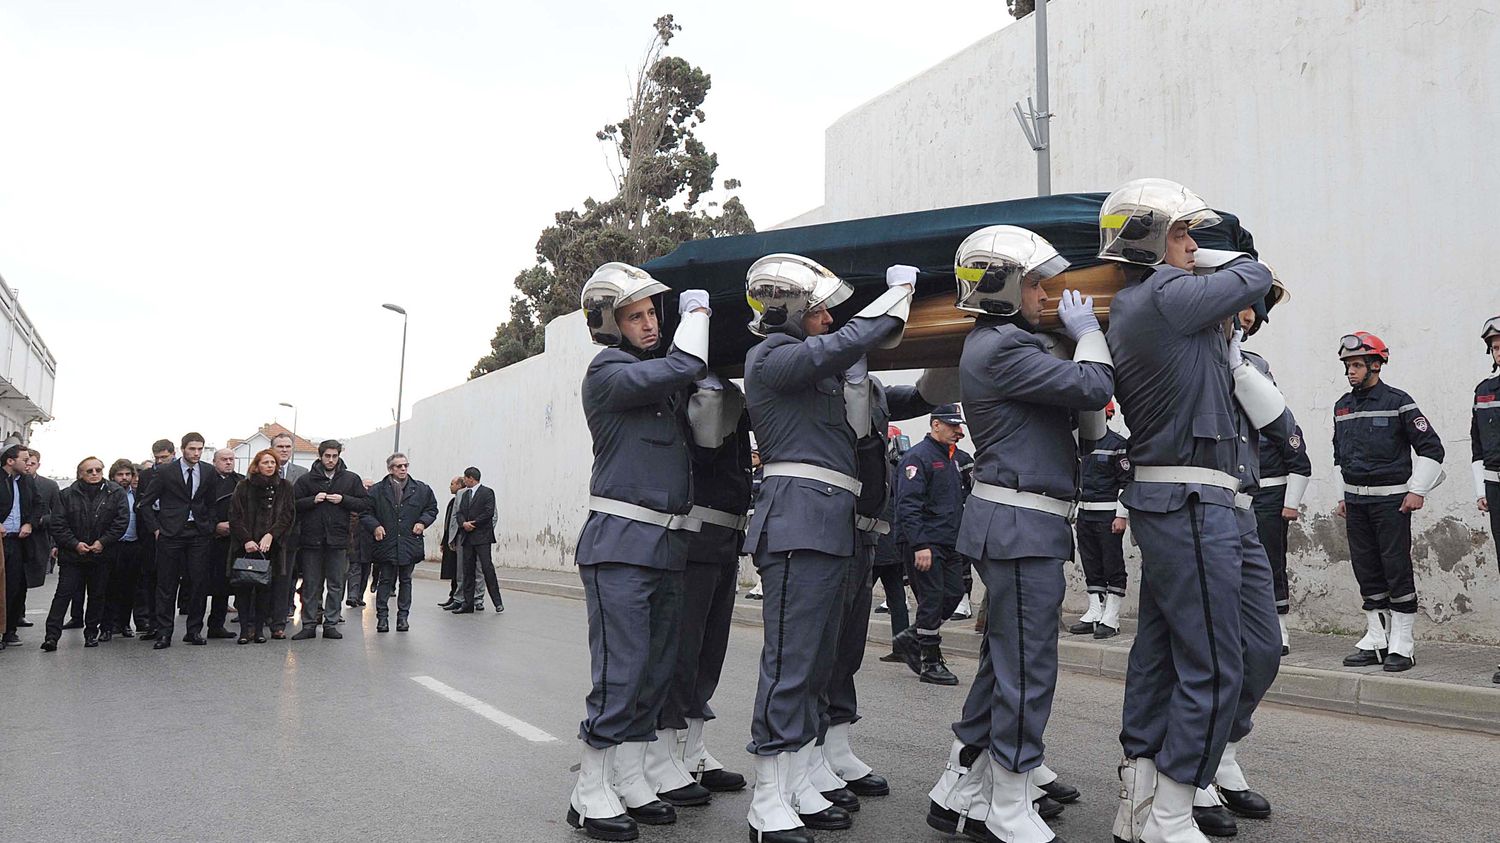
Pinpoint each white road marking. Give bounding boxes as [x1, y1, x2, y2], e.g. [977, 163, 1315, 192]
[410, 675, 558, 743]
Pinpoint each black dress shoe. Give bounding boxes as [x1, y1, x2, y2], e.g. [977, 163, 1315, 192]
[821, 787, 860, 811]
[624, 799, 675, 825]
[396, 619, 410, 632]
[153, 638, 172, 649]
[696, 768, 746, 792]
[206, 627, 236, 639]
[238, 636, 251, 645]
[1281, 645, 1290, 656]
[566, 807, 638, 841]
[744, 592, 762, 601]
[495, 603, 505, 613]
[291, 627, 318, 640]
[1035, 796, 1064, 820]
[892, 628, 922, 675]
[63, 618, 85, 630]
[1067, 619, 1096, 635]
[1492, 667, 1500, 684]
[119, 628, 135, 638]
[1193, 804, 1238, 837]
[355, 599, 367, 607]
[322, 626, 343, 640]
[376, 619, 390, 633]
[799, 804, 852, 830]
[1218, 787, 1271, 818]
[1094, 623, 1120, 639]
[745, 825, 813, 843]
[878, 651, 904, 663]
[17, 619, 33, 627]
[452, 604, 475, 614]
[98, 630, 113, 643]
[927, 800, 1000, 842]
[658, 781, 712, 806]
[41, 638, 58, 652]
[1383, 653, 1414, 672]
[183, 634, 207, 645]
[1343, 648, 1383, 667]
[2, 632, 22, 646]
[842, 772, 889, 797]
[1039, 779, 1079, 804]
[254, 634, 268, 644]
[84, 635, 99, 648]
[438, 600, 459, 610]
[345, 599, 358, 609]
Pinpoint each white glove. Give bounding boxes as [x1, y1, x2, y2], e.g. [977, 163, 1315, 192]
[1228, 326, 1245, 368]
[1056, 289, 1100, 341]
[886, 264, 918, 289]
[679, 289, 711, 316]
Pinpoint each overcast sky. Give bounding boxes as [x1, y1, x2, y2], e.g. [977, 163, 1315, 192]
[0, 0, 1009, 471]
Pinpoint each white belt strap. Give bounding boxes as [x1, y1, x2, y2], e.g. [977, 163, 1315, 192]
[1132, 465, 1241, 492]
[687, 505, 749, 532]
[762, 462, 863, 495]
[854, 515, 891, 535]
[1076, 501, 1118, 512]
[1342, 483, 1409, 497]
[970, 482, 1075, 519]
[1487, 470, 1500, 484]
[1258, 475, 1289, 488]
[1235, 493, 1253, 510]
[589, 496, 702, 532]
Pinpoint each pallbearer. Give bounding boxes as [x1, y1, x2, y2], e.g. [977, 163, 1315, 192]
[925, 224, 1113, 843]
[567, 263, 712, 842]
[742, 254, 913, 843]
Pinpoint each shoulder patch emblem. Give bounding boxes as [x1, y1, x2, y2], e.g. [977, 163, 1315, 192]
[1413, 416, 1430, 432]
[905, 465, 919, 480]
[1119, 458, 1131, 470]
[1288, 434, 1302, 450]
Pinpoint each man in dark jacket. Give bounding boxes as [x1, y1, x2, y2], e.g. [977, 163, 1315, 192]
[437, 476, 462, 608]
[42, 460, 130, 650]
[345, 478, 377, 609]
[451, 466, 501, 613]
[23, 449, 61, 625]
[292, 440, 367, 640]
[138, 432, 221, 649]
[205, 448, 244, 639]
[360, 453, 436, 633]
[1, 444, 37, 647]
[131, 440, 176, 639]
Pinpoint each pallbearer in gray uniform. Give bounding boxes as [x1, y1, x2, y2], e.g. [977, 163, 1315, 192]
[742, 254, 914, 843]
[923, 224, 1112, 843]
[566, 262, 712, 843]
[647, 373, 751, 800]
[1095, 179, 1285, 843]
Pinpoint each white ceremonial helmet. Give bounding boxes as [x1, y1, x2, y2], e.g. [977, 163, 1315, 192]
[580, 262, 670, 347]
[1098, 177, 1221, 266]
[745, 253, 852, 338]
[953, 225, 1070, 317]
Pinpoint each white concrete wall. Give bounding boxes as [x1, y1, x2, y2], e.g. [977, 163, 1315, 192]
[816, 0, 1500, 642]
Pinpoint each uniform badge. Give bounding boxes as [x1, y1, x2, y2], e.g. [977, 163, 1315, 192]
[905, 465, 919, 480]
[1120, 458, 1131, 470]
[1288, 434, 1301, 450]
[1414, 416, 1430, 432]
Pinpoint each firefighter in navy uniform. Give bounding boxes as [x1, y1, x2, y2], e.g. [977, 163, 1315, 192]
[1096, 179, 1286, 843]
[1069, 401, 1131, 639]
[566, 263, 712, 842]
[924, 224, 1113, 843]
[1472, 316, 1500, 684]
[741, 255, 913, 843]
[1333, 331, 1445, 673]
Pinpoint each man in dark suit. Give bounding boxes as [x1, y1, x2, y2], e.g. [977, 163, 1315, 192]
[451, 466, 502, 613]
[138, 432, 219, 649]
[437, 476, 463, 609]
[272, 433, 309, 625]
[1, 444, 37, 647]
[205, 448, 244, 639]
[132, 440, 176, 639]
[23, 449, 64, 625]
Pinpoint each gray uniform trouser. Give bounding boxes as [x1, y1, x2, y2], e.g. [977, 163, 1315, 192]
[298, 546, 347, 627]
[659, 560, 736, 729]
[457, 543, 502, 606]
[578, 562, 684, 748]
[748, 548, 849, 756]
[1119, 500, 1249, 789]
[826, 542, 876, 729]
[1229, 507, 1281, 743]
[952, 557, 1065, 772]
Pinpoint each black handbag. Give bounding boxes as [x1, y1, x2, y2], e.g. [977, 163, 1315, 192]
[229, 553, 272, 587]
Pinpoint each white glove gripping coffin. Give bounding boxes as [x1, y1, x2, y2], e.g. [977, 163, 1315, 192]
[853, 286, 913, 349]
[1408, 456, 1445, 497]
[1231, 361, 1286, 429]
[673, 309, 710, 366]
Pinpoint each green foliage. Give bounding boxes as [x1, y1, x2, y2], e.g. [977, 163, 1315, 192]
[471, 14, 755, 378]
[1008, 0, 1037, 19]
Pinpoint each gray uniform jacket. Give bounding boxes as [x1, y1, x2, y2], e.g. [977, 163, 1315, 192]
[957, 320, 1114, 562]
[575, 343, 705, 570]
[743, 315, 903, 558]
[1107, 259, 1273, 513]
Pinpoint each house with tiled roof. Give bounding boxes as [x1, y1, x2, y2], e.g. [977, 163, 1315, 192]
[227, 422, 319, 474]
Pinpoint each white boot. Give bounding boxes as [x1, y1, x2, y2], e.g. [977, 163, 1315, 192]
[644, 729, 697, 794]
[1032, 763, 1058, 786]
[1388, 611, 1416, 660]
[1355, 608, 1389, 654]
[610, 740, 661, 809]
[1079, 594, 1104, 624]
[982, 766, 1056, 843]
[571, 744, 627, 820]
[953, 594, 973, 620]
[791, 742, 835, 814]
[1111, 756, 1157, 843]
[1141, 774, 1209, 843]
[1213, 742, 1250, 793]
[748, 753, 804, 833]
[1098, 593, 1123, 632]
[1192, 787, 1221, 808]
[684, 718, 724, 775]
[806, 742, 848, 793]
[823, 722, 873, 781]
[1278, 616, 1290, 653]
[929, 740, 993, 831]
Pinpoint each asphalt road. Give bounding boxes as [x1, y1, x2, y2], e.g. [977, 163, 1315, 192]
[3, 578, 1497, 843]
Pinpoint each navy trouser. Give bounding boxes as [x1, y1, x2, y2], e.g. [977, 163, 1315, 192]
[374, 562, 414, 621]
[1252, 486, 1291, 614]
[660, 559, 736, 729]
[826, 542, 876, 728]
[1229, 507, 1282, 744]
[748, 548, 849, 755]
[1119, 501, 1245, 789]
[46, 557, 110, 639]
[1075, 516, 1127, 596]
[579, 562, 683, 748]
[105, 540, 142, 633]
[299, 545, 348, 627]
[1345, 496, 1416, 613]
[909, 544, 967, 644]
[1488, 481, 1500, 566]
[874, 560, 910, 637]
[952, 556, 1065, 773]
[153, 534, 211, 639]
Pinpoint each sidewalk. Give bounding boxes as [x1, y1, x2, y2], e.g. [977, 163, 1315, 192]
[415, 563, 1500, 735]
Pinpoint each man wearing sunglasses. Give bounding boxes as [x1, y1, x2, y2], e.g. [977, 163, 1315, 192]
[1333, 331, 1445, 673]
[1472, 316, 1500, 684]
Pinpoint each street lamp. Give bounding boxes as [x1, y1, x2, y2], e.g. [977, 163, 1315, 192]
[382, 303, 408, 452]
[278, 402, 298, 442]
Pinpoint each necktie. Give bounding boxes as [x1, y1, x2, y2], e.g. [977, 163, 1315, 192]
[185, 464, 195, 497]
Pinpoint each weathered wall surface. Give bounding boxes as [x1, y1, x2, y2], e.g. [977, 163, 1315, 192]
[815, 0, 1500, 642]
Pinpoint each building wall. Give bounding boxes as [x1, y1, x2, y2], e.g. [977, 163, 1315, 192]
[814, 0, 1500, 642]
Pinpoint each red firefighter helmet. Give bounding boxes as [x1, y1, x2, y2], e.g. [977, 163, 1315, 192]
[1105, 400, 1117, 417]
[1337, 331, 1390, 363]
[887, 425, 902, 440]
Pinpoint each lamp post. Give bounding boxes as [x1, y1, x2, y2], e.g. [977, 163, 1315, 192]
[382, 303, 408, 452]
[278, 401, 298, 442]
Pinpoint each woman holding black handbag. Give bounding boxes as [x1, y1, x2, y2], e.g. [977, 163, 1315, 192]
[229, 449, 294, 644]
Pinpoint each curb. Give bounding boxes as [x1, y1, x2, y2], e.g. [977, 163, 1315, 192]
[433, 568, 1500, 736]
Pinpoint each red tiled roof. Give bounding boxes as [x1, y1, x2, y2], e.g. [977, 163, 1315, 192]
[228, 422, 319, 453]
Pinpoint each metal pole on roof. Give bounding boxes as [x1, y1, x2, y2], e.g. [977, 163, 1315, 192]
[382, 304, 408, 453]
[1012, 1, 1053, 196]
[278, 402, 298, 443]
